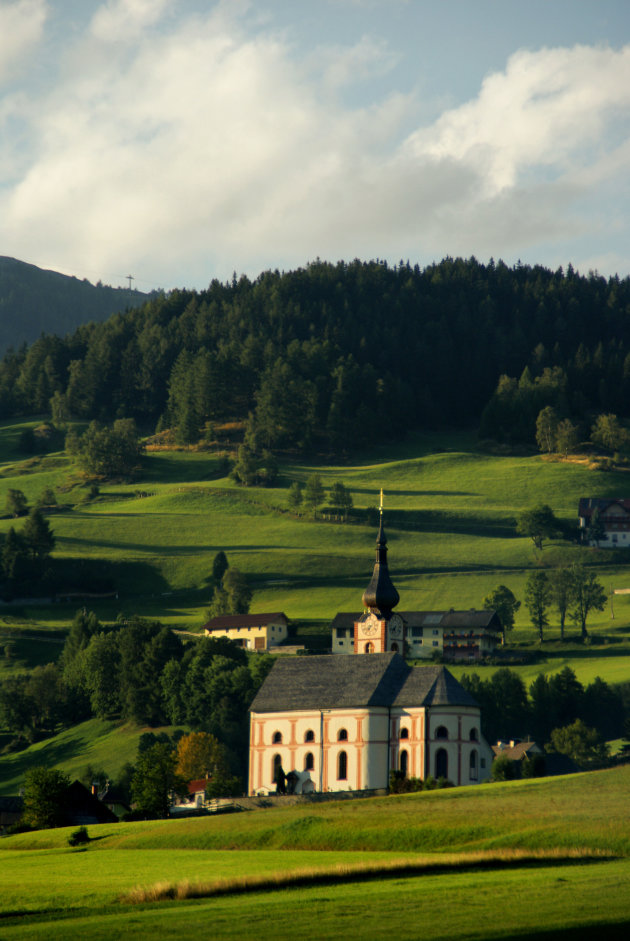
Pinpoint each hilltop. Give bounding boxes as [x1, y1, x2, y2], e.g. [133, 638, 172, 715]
[0, 256, 150, 354]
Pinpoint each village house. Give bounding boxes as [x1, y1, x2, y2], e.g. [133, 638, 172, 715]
[248, 512, 494, 795]
[170, 778, 208, 814]
[578, 497, 630, 547]
[492, 739, 580, 777]
[331, 609, 501, 660]
[203, 612, 289, 650]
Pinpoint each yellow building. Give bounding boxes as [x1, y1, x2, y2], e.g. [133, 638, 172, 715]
[203, 613, 289, 651]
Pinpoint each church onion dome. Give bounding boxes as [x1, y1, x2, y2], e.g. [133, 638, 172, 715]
[361, 516, 400, 617]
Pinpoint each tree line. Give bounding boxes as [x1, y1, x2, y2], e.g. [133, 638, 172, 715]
[0, 610, 273, 784]
[484, 562, 607, 646]
[3, 257, 630, 454]
[461, 665, 627, 761]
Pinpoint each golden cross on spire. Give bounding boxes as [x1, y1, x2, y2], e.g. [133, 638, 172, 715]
[379, 488, 384, 517]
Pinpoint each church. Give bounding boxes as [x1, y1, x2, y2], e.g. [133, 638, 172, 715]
[248, 511, 494, 794]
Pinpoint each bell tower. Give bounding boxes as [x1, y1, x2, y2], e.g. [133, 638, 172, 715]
[354, 491, 405, 654]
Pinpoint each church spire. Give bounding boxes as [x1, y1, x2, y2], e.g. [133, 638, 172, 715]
[361, 490, 400, 618]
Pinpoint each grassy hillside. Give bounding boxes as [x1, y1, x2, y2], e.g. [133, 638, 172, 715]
[0, 718, 184, 795]
[1, 767, 629, 938]
[2, 420, 630, 686]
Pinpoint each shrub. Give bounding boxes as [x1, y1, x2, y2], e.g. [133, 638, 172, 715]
[491, 753, 515, 781]
[389, 770, 424, 794]
[68, 826, 90, 846]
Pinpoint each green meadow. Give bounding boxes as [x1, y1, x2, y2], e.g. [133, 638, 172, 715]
[2, 419, 630, 630]
[2, 419, 630, 687]
[0, 718, 181, 794]
[1, 766, 629, 938]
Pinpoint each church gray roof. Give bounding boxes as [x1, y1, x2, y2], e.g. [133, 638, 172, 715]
[249, 652, 478, 713]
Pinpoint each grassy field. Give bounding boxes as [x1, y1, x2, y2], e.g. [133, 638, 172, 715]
[2, 420, 630, 634]
[1, 766, 629, 938]
[0, 718, 185, 795]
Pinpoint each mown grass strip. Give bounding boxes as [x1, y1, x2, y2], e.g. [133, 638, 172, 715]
[122, 847, 612, 904]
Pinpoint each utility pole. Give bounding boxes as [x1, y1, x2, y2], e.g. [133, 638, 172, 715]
[126, 274, 135, 290]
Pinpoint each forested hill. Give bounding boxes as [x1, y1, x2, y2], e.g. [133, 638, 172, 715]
[0, 256, 150, 354]
[2, 256, 630, 451]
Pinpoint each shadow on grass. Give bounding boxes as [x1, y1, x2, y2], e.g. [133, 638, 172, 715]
[50, 557, 171, 597]
[0, 729, 101, 782]
[59, 535, 283, 555]
[141, 454, 227, 484]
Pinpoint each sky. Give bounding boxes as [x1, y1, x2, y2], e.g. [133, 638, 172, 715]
[1, 0, 630, 291]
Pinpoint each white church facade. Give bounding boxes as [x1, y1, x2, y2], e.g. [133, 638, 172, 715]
[248, 512, 493, 795]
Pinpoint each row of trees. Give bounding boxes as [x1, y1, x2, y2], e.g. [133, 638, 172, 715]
[535, 406, 629, 457]
[461, 665, 625, 750]
[287, 476, 353, 519]
[4, 258, 630, 452]
[483, 564, 607, 644]
[0, 611, 273, 781]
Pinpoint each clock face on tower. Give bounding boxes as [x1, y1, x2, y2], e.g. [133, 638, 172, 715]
[359, 613, 381, 638]
[389, 614, 403, 639]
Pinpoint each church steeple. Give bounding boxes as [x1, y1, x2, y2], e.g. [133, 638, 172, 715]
[361, 490, 400, 619]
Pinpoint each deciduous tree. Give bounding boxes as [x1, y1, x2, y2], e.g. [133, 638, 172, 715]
[568, 564, 607, 640]
[303, 473, 324, 518]
[591, 413, 627, 453]
[328, 481, 353, 519]
[549, 566, 572, 640]
[535, 406, 559, 453]
[516, 504, 560, 551]
[483, 585, 520, 645]
[555, 418, 579, 458]
[5, 488, 28, 518]
[22, 767, 71, 829]
[175, 731, 227, 781]
[287, 481, 303, 513]
[546, 718, 608, 768]
[524, 570, 551, 643]
[131, 742, 186, 818]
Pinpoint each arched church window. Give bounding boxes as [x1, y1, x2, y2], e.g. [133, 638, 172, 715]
[469, 749, 478, 780]
[304, 752, 314, 772]
[365, 642, 374, 653]
[337, 728, 348, 741]
[304, 729, 315, 742]
[435, 748, 448, 779]
[400, 727, 409, 739]
[470, 727, 479, 741]
[272, 753, 282, 782]
[435, 725, 448, 739]
[337, 750, 348, 780]
[391, 642, 399, 653]
[400, 749, 408, 776]
[272, 731, 282, 744]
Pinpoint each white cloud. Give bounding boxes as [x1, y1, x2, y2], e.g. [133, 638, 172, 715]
[406, 44, 630, 195]
[1, 6, 630, 286]
[89, 0, 172, 43]
[0, 0, 47, 83]
[315, 34, 400, 91]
